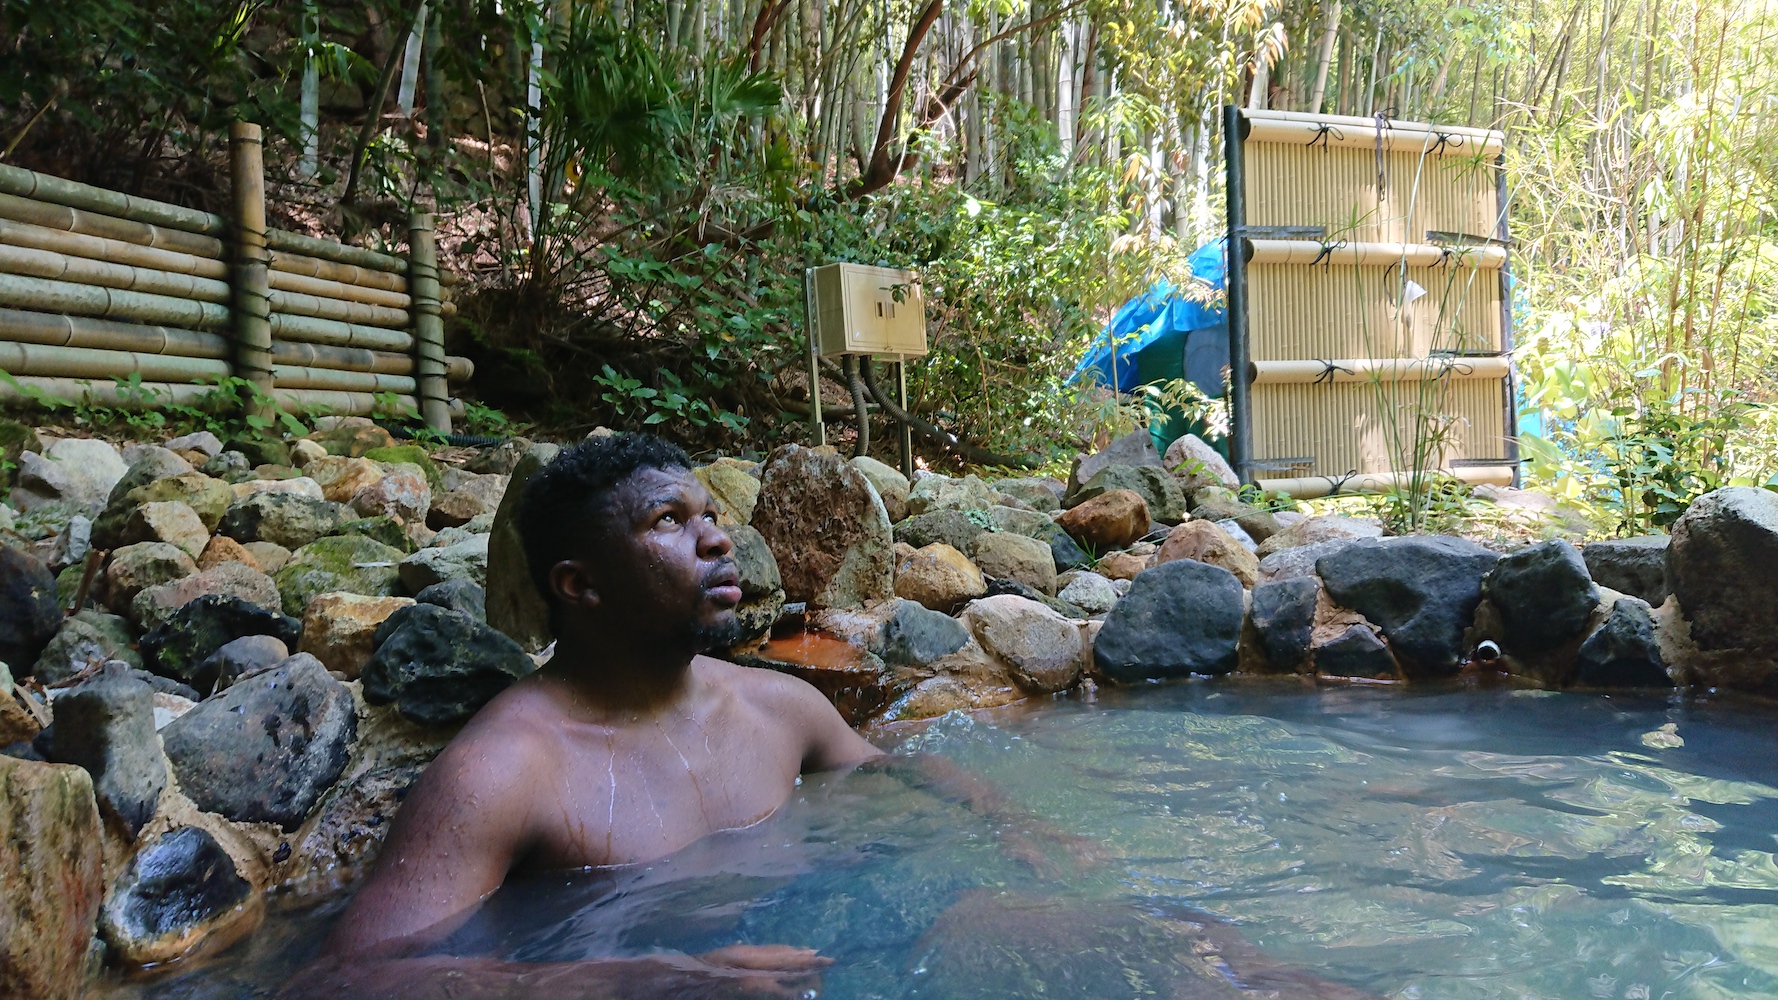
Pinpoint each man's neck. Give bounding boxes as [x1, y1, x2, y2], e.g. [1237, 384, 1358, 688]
[543, 623, 700, 720]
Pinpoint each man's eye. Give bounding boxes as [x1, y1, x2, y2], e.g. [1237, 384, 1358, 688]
[659, 513, 679, 526]
[703, 512, 718, 524]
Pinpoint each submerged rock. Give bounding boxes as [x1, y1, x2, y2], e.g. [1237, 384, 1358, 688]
[1581, 535, 1670, 607]
[1093, 559, 1245, 681]
[99, 826, 261, 967]
[362, 605, 535, 726]
[1313, 624, 1398, 679]
[752, 445, 894, 610]
[1316, 536, 1499, 677]
[0, 755, 104, 1000]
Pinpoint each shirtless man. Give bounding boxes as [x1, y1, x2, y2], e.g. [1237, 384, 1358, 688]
[297, 433, 886, 999]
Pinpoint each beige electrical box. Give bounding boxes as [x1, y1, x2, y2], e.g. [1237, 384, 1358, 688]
[809, 263, 928, 357]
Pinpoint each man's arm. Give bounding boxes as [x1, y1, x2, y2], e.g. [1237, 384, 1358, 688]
[753, 667, 886, 773]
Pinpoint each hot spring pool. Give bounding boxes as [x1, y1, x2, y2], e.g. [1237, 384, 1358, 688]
[103, 683, 1778, 999]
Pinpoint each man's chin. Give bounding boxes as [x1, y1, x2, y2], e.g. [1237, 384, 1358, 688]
[688, 611, 746, 653]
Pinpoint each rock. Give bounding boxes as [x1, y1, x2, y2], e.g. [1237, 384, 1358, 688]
[695, 461, 764, 525]
[299, 593, 417, 679]
[970, 532, 1057, 596]
[1255, 515, 1384, 559]
[272, 535, 406, 617]
[880, 599, 971, 667]
[196, 535, 260, 573]
[426, 489, 487, 530]
[165, 431, 223, 457]
[1071, 465, 1189, 525]
[139, 594, 301, 694]
[399, 533, 488, 591]
[743, 634, 903, 726]
[991, 478, 1065, 513]
[1228, 510, 1282, 544]
[47, 514, 92, 572]
[894, 542, 986, 612]
[45, 663, 167, 838]
[223, 436, 291, 468]
[0, 548, 63, 668]
[1155, 520, 1259, 587]
[308, 421, 396, 458]
[350, 468, 431, 523]
[1256, 538, 1361, 583]
[0, 755, 104, 1000]
[303, 456, 386, 503]
[848, 457, 910, 523]
[1038, 522, 1093, 572]
[985, 504, 1050, 538]
[465, 438, 532, 474]
[1575, 597, 1673, 688]
[100, 825, 262, 967]
[906, 474, 998, 516]
[893, 508, 989, 553]
[31, 610, 139, 684]
[103, 541, 196, 611]
[414, 580, 486, 622]
[961, 595, 1086, 694]
[1162, 434, 1238, 490]
[1313, 624, 1397, 678]
[201, 634, 290, 691]
[881, 676, 975, 721]
[162, 653, 354, 827]
[241, 541, 291, 574]
[230, 475, 322, 500]
[13, 438, 128, 512]
[751, 445, 894, 610]
[1056, 489, 1149, 550]
[725, 524, 784, 644]
[0, 416, 43, 468]
[130, 561, 281, 632]
[104, 448, 195, 511]
[1248, 577, 1318, 673]
[363, 605, 535, 726]
[486, 443, 562, 653]
[1093, 559, 1245, 681]
[271, 763, 424, 905]
[1056, 571, 1119, 615]
[1583, 536, 1671, 607]
[288, 438, 327, 467]
[200, 450, 250, 478]
[1187, 494, 1261, 525]
[1092, 550, 1150, 581]
[1482, 540, 1599, 655]
[220, 492, 346, 550]
[1067, 430, 1162, 498]
[361, 445, 441, 488]
[981, 577, 1088, 619]
[1316, 536, 1500, 677]
[122, 501, 209, 560]
[332, 515, 416, 554]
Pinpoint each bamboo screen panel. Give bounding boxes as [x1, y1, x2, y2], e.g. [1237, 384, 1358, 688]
[1236, 110, 1512, 487]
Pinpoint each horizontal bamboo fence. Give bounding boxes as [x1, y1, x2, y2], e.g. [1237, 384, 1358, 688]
[0, 123, 473, 430]
[1225, 107, 1516, 496]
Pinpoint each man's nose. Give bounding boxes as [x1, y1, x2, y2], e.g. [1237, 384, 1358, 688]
[698, 520, 734, 560]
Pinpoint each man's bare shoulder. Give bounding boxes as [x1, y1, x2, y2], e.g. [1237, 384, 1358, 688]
[424, 678, 571, 788]
[690, 655, 833, 717]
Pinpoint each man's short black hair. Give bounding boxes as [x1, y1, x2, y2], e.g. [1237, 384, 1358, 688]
[517, 432, 692, 601]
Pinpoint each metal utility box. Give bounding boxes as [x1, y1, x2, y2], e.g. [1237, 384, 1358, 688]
[809, 263, 928, 357]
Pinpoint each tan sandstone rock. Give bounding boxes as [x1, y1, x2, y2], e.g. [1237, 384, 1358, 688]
[970, 531, 1058, 595]
[961, 594, 1087, 694]
[300, 593, 417, 679]
[0, 756, 104, 1000]
[197, 535, 262, 573]
[1156, 520, 1260, 588]
[894, 542, 987, 612]
[1057, 489, 1149, 550]
[124, 500, 210, 560]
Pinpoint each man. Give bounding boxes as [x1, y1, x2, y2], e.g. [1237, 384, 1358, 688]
[298, 434, 885, 998]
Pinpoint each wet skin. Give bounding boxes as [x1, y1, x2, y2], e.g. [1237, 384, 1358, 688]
[297, 467, 883, 999]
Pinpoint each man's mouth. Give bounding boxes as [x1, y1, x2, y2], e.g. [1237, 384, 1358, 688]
[703, 565, 743, 606]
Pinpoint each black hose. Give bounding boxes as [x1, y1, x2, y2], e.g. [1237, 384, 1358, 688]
[843, 354, 871, 458]
[378, 422, 506, 447]
[857, 357, 1041, 469]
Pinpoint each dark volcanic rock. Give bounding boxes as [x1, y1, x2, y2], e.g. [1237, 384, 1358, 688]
[0, 547, 63, 670]
[1039, 522, 1094, 572]
[1582, 535, 1670, 607]
[414, 579, 487, 622]
[362, 605, 535, 726]
[160, 654, 356, 829]
[99, 826, 259, 967]
[272, 763, 424, 905]
[201, 634, 291, 691]
[32, 609, 139, 684]
[1249, 577, 1318, 673]
[1313, 624, 1397, 679]
[881, 599, 971, 667]
[1666, 487, 1778, 654]
[1574, 597, 1672, 688]
[1316, 536, 1500, 677]
[45, 663, 167, 839]
[1483, 540, 1599, 654]
[140, 594, 302, 696]
[1094, 559, 1245, 681]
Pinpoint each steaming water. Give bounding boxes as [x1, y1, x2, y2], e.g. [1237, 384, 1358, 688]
[107, 683, 1778, 999]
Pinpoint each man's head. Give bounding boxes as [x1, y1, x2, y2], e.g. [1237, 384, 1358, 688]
[518, 433, 741, 650]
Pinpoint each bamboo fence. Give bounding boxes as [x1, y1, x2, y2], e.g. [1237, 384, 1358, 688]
[1224, 106, 1515, 496]
[0, 124, 471, 430]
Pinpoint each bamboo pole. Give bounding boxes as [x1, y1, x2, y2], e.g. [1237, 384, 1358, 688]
[267, 269, 411, 310]
[1245, 239, 1508, 268]
[1249, 356, 1511, 385]
[271, 364, 418, 394]
[0, 308, 227, 358]
[269, 312, 414, 352]
[0, 341, 231, 382]
[0, 272, 228, 330]
[1255, 464, 1513, 499]
[0, 243, 231, 303]
[407, 212, 451, 432]
[0, 192, 224, 260]
[1241, 115, 1505, 156]
[264, 227, 409, 276]
[268, 250, 406, 293]
[270, 339, 471, 380]
[266, 287, 409, 328]
[0, 218, 228, 280]
[1245, 108, 1500, 140]
[229, 123, 276, 406]
[0, 163, 226, 237]
[0, 375, 453, 419]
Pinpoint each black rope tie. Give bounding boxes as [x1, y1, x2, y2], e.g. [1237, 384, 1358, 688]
[1312, 359, 1356, 384]
[1309, 122, 1346, 150]
[1322, 470, 1361, 495]
[1373, 108, 1396, 199]
[1309, 238, 1349, 267]
[1428, 130, 1465, 157]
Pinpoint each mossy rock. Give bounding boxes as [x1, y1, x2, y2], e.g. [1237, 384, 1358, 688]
[332, 516, 416, 554]
[129, 473, 234, 532]
[0, 417, 42, 472]
[308, 423, 396, 458]
[224, 437, 292, 468]
[272, 535, 406, 616]
[362, 446, 441, 489]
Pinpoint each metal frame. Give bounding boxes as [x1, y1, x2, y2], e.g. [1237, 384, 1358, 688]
[1222, 104, 1255, 486]
[1494, 157, 1521, 487]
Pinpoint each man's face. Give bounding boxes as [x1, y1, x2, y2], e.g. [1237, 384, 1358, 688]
[583, 466, 742, 649]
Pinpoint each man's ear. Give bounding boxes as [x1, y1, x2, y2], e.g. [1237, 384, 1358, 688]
[548, 559, 601, 612]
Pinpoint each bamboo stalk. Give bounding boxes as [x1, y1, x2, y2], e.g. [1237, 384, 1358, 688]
[1249, 356, 1511, 385]
[1245, 108, 1500, 140]
[268, 312, 415, 352]
[269, 340, 473, 380]
[0, 243, 231, 303]
[0, 218, 229, 280]
[271, 364, 418, 394]
[268, 269, 411, 310]
[1242, 115, 1505, 156]
[1256, 464, 1513, 499]
[0, 307, 227, 358]
[230, 123, 276, 403]
[0, 163, 227, 238]
[0, 341, 231, 381]
[264, 227, 409, 276]
[1245, 239, 1507, 268]
[0, 375, 457, 419]
[0, 272, 229, 330]
[269, 249, 407, 293]
[267, 287, 410, 328]
[0, 192, 224, 260]
[407, 213, 451, 432]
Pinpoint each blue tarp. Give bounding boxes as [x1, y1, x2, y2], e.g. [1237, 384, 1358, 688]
[1068, 240, 1228, 395]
